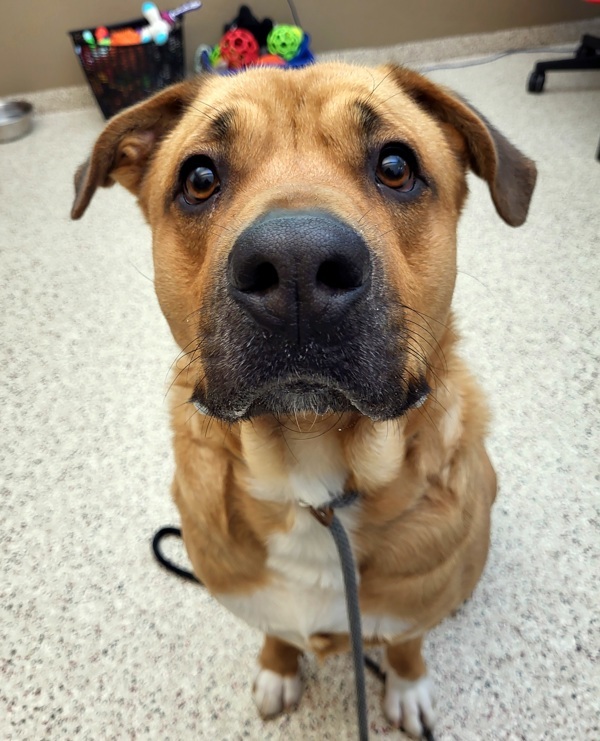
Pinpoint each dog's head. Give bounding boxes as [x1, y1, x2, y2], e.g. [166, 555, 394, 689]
[72, 63, 536, 423]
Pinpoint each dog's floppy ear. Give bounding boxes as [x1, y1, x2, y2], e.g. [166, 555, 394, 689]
[71, 78, 201, 220]
[388, 66, 537, 227]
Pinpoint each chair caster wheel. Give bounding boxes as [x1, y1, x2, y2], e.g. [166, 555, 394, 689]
[528, 71, 545, 93]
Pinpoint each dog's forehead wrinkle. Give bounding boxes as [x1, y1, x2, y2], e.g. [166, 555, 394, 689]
[197, 70, 375, 139]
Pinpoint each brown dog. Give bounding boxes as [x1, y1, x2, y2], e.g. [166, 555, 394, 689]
[72, 63, 536, 737]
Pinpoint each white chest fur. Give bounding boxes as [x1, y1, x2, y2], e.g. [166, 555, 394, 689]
[216, 431, 413, 650]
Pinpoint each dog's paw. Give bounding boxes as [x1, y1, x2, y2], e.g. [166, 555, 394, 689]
[383, 669, 436, 738]
[252, 668, 302, 718]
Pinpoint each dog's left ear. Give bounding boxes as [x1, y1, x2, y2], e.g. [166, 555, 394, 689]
[71, 78, 201, 220]
[388, 66, 537, 227]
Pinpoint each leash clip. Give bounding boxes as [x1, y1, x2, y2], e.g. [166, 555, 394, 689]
[299, 491, 359, 528]
[308, 505, 335, 528]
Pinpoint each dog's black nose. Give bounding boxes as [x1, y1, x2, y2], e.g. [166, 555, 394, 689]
[228, 210, 371, 341]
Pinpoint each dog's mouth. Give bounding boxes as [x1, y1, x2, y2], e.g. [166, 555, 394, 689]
[193, 376, 356, 420]
[191, 373, 429, 423]
[240, 377, 358, 419]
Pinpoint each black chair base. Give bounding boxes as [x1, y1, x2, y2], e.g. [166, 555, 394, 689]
[528, 34, 600, 92]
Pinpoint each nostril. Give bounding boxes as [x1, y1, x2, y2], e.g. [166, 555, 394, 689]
[316, 259, 365, 293]
[235, 261, 279, 294]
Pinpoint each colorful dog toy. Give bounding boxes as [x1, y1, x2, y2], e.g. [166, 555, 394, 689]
[209, 44, 223, 66]
[162, 0, 202, 24]
[267, 24, 304, 60]
[141, 1, 171, 45]
[111, 28, 144, 46]
[258, 53, 286, 66]
[220, 28, 260, 68]
[198, 4, 314, 73]
[82, 30, 96, 48]
[95, 26, 111, 46]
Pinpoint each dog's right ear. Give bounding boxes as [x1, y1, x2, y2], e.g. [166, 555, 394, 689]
[71, 78, 200, 220]
[386, 66, 537, 227]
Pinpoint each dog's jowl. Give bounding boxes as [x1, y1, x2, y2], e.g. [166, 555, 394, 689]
[72, 63, 536, 737]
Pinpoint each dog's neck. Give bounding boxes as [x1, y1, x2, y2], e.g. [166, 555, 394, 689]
[238, 412, 409, 507]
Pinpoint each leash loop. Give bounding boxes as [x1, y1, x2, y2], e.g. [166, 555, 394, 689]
[151, 526, 201, 584]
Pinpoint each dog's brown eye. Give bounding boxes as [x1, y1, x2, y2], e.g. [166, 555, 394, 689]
[182, 160, 220, 204]
[377, 149, 415, 191]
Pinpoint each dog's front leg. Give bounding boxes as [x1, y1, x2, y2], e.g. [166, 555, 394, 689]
[383, 636, 436, 738]
[253, 635, 304, 718]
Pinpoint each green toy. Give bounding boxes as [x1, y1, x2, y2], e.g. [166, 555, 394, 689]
[267, 24, 303, 61]
[209, 44, 222, 66]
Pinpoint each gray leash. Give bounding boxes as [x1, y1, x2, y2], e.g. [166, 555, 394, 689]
[306, 491, 369, 741]
[307, 493, 436, 741]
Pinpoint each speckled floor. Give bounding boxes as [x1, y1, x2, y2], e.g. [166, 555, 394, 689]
[1, 44, 599, 741]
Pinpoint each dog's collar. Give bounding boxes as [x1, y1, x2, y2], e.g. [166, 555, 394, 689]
[299, 490, 360, 528]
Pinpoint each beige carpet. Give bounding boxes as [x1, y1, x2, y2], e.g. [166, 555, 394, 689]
[1, 45, 599, 740]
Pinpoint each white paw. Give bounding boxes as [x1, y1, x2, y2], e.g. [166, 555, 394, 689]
[252, 667, 302, 718]
[383, 668, 436, 738]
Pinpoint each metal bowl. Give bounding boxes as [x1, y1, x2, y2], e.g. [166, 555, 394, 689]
[0, 100, 33, 143]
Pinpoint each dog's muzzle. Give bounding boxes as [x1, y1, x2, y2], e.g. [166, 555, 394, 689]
[227, 210, 372, 343]
[192, 209, 428, 421]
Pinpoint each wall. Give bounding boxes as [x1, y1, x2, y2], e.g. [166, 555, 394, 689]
[1, 0, 598, 96]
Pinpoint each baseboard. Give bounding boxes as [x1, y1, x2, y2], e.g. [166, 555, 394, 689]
[319, 17, 600, 67]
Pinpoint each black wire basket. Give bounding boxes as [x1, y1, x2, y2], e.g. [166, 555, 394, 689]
[69, 17, 185, 119]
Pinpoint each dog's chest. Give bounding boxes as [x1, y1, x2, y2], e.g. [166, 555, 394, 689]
[216, 433, 412, 649]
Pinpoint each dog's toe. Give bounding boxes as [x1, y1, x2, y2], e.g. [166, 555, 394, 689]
[252, 667, 302, 718]
[383, 670, 436, 738]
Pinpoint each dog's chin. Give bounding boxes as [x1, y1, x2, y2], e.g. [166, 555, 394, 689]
[192, 377, 430, 423]
[243, 381, 357, 419]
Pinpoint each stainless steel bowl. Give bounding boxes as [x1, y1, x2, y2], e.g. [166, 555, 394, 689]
[0, 100, 33, 143]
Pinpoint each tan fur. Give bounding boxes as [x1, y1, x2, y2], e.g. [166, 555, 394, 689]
[72, 62, 535, 726]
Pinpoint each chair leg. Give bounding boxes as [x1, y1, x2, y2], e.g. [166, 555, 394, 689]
[534, 56, 600, 74]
